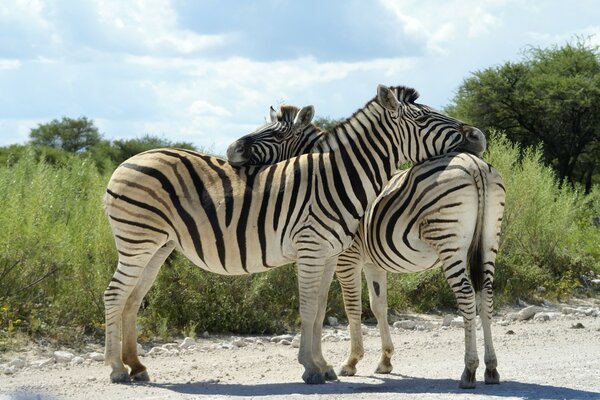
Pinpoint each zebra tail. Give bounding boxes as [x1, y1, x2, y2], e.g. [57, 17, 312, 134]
[467, 161, 486, 294]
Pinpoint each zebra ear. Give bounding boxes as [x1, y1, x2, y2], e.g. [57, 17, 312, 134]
[292, 105, 315, 130]
[376, 84, 400, 111]
[269, 106, 278, 123]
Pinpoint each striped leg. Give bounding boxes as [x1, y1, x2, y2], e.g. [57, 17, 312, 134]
[121, 242, 175, 381]
[439, 253, 478, 389]
[104, 237, 171, 383]
[296, 256, 328, 384]
[481, 259, 499, 384]
[311, 257, 338, 381]
[364, 264, 394, 374]
[337, 251, 364, 376]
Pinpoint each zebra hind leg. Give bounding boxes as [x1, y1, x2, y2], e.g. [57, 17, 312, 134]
[104, 241, 171, 383]
[121, 242, 175, 382]
[439, 253, 479, 389]
[336, 254, 365, 377]
[363, 264, 394, 374]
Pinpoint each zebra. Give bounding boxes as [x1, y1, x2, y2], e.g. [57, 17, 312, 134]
[226, 103, 504, 388]
[103, 84, 480, 385]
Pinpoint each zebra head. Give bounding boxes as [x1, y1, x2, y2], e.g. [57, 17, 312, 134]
[226, 105, 324, 166]
[375, 84, 487, 161]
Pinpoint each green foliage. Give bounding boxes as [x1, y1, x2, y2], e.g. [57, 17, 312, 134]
[447, 38, 600, 187]
[29, 117, 102, 154]
[0, 150, 115, 344]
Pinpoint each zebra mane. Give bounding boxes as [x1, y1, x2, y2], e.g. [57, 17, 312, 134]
[278, 105, 301, 123]
[393, 86, 420, 104]
[314, 85, 420, 150]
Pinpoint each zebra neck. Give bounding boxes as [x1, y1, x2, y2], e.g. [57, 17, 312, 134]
[318, 101, 399, 187]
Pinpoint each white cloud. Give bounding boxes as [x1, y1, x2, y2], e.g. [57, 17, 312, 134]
[92, 0, 231, 54]
[0, 59, 21, 70]
[379, 0, 505, 54]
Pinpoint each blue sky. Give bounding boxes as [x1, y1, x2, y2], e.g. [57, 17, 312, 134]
[1, 0, 599, 154]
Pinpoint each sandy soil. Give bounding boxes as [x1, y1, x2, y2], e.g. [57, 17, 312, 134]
[1, 304, 599, 400]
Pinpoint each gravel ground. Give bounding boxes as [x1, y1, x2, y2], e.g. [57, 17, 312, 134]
[1, 300, 599, 400]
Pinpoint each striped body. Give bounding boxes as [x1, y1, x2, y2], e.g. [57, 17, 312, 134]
[102, 85, 475, 385]
[227, 104, 504, 387]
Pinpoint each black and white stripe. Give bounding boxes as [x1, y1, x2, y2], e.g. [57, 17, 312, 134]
[103, 85, 473, 385]
[227, 99, 505, 388]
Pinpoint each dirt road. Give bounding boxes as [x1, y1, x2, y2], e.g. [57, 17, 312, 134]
[1, 303, 599, 400]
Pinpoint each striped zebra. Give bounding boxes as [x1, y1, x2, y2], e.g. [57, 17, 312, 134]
[226, 103, 504, 388]
[103, 84, 478, 385]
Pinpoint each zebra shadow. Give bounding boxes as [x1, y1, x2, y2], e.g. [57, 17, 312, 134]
[147, 374, 599, 399]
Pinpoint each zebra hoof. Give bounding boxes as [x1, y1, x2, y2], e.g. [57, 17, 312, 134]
[338, 364, 357, 377]
[110, 370, 131, 384]
[323, 367, 338, 381]
[459, 368, 476, 389]
[302, 371, 326, 384]
[375, 360, 393, 374]
[131, 369, 150, 382]
[484, 368, 500, 384]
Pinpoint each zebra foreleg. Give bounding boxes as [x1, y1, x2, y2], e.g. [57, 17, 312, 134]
[121, 242, 175, 382]
[337, 256, 364, 376]
[311, 257, 338, 381]
[296, 259, 328, 384]
[364, 264, 394, 374]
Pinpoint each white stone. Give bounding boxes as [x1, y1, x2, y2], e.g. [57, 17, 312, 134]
[322, 334, 339, 342]
[137, 343, 146, 356]
[88, 352, 105, 362]
[278, 339, 291, 345]
[533, 313, 550, 322]
[217, 342, 234, 349]
[517, 306, 540, 321]
[32, 358, 54, 368]
[2, 365, 16, 375]
[450, 317, 465, 328]
[164, 343, 179, 350]
[8, 358, 26, 369]
[232, 339, 247, 348]
[147, 346, 164, 356]
[327, 316, 338, 326]
[291, 336, 300, 348]
[505, 312, 519, 322]
[53, 351, 75, 363]
[561, 306, 578, 315]
[202, 331, 210, 338]
[179, 337, 196, 349]
[393, 320, 416, 330]
[270, 334, 294, 343]
[442, 314, 454, 327]
[70, 356, 85, 365]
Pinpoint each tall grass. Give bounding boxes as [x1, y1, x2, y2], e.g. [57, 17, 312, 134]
[1, 137, 599, 346]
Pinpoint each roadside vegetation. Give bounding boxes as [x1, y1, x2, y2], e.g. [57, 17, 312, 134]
[1, 39, 599, 346]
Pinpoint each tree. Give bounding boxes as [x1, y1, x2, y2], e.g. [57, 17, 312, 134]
[29, 117, 102, 154]
[446, 39, 600, 187]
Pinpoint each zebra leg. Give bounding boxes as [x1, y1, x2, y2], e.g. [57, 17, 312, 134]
[439, 253, 478, 389]
[481, 262, 499, 384]
[364, 264, 394, 374]
[337, 254, 364, 377]
[121, 242, 175, 381]
[311, 257, 338, 381]
[296, 258, 329, 384]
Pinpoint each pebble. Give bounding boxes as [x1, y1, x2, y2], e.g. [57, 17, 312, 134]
[53, 351, 75, 363]
[278, 339, 291, 346]
[270, 334, 294, 343]
[179, 337, 196, 350]
[70, 356, 85, 365]
[232, 339, 247, 348]
[327, 316, 338, 326]
[393, 320, 416, 330]
[291, 336, 300, 348]
[450, 317, 464, 328]
[88, 352, 105, 362]
[32, 358, 54, 368]
[442, 314, 454, 327]
[517, 305, 540, 321]
[8, 358, 26, 369]
[147, 346, 164, 356]
[137, 343, 146, 356]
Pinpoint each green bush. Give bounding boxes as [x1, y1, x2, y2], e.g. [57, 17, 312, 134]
[1, 135, 599, 346]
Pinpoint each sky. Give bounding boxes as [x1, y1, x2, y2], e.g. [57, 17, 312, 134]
[1, 0, 599, 154]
